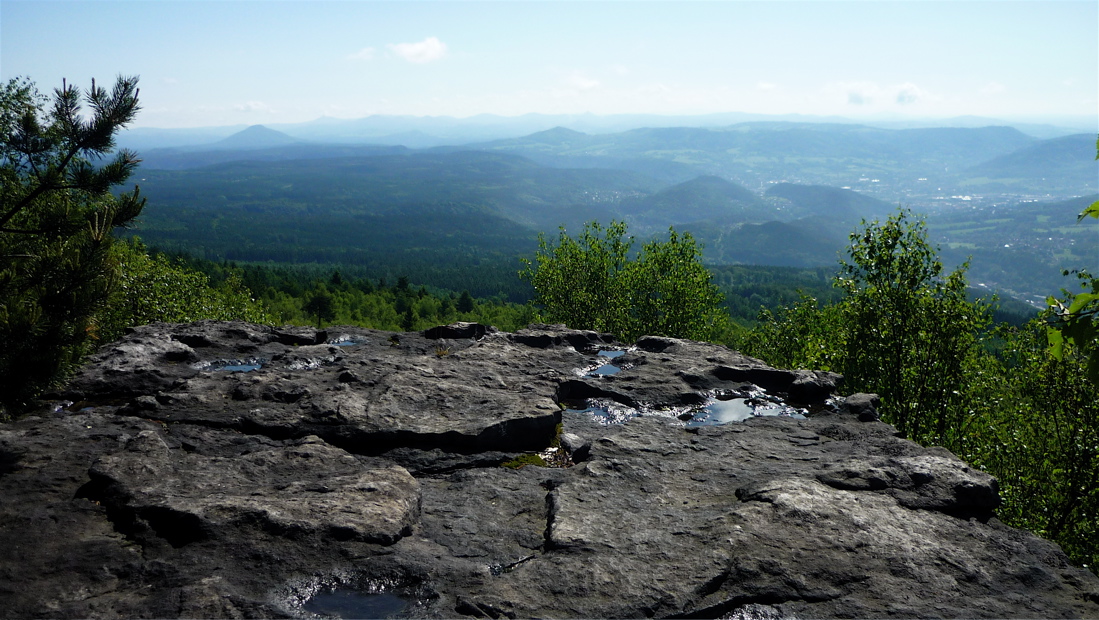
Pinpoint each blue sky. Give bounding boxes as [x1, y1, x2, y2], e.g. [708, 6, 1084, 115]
[2, 0, 1096, 128]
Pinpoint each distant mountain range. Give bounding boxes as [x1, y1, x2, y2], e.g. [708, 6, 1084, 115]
[133, 122, 1096, 204]
[463, 123, 1082, 197]
[125, 131, 1098, 307]
[118, 111, 1096, 151]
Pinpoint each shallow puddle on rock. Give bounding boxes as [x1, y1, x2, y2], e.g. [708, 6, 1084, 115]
[585, 349, 626, 377]
[328, 337, 361, 347]
[565, 401, 639, 425]
[588, 364, 621, 376]
[565, 393, 807, 428]
[221, 363, 262, 372]
[287, 358, 326, 371]
[686, 397, 807, 427]
[303, 590, 411, 619]
[197, 358, 265, 372]
[688, 398, 756, 425]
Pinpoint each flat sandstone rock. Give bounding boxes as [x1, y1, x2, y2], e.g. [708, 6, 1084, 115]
[0, 321, 1095, 618]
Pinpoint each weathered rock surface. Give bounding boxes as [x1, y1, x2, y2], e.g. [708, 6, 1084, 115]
[1, 320, 1096, 618]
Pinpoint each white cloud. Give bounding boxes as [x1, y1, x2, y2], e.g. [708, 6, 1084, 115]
[827, 81, 880, 106]
[847, 91, 870, 105]
[756, 82, 777, 92]
[162, 77, 179, 85]
[234, 101, 274, 113]
[826, 81, 935, 109]
[347, 47, 376, 61]
[895, 82, 924, 105]
[981, 81, 1007, 95]
[388, 37, 447, 63]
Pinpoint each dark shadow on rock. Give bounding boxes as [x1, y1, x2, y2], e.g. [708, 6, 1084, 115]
[423, 322, 496, 340]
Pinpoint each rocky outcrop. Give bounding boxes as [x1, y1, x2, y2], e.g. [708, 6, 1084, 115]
[1, 320, 1096, 618]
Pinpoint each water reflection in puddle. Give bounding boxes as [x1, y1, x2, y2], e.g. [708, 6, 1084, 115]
[584, 350, 627, 377]
[588, 365, 621, 376]
[686, 395, 806, 427]
[221, 363, 262, 372]
[303, 590, 410, 619]
[327, 336, 362, 347]
[195, 358, 265, 372]
[566, 402, 639, 425]
[689, 398, 756, 424]
[565, 393, 806, 427]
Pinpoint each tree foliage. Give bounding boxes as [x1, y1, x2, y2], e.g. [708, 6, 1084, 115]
[736, 208, 1098, 570]
[0, 76, 144, 414]
[834, 210, 991, 442]
[97, 238, 273, 342]
[303, 285, 337, 328]
[736, 295, 846, 373]
[175, 259, 537, 334]
[1045, 136, 1099, 384]
[738, 210, 990, 443]
[519, 221, 724, 342]
[971, 320, 1099, 569]
[1047, 269, 1099, 383]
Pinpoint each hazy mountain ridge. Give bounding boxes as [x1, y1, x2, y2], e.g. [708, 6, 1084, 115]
[694, 219, 846, 267]
[468, 123, 1058, 200]
[136, 143, 413, 171]
[659, 184, 895, 269]
[962, 133, 1097, 189]
[127, 149, 778, 274]
[132, 149, 892, 239]
[131, 121, 1092, 206]
[118, 117, 1098, 307]
[118, 110, 1096, 151]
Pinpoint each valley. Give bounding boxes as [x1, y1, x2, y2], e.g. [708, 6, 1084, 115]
[125, 120, 1098, 309]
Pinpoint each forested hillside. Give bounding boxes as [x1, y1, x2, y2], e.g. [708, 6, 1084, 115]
[127, 139, 1097, 304]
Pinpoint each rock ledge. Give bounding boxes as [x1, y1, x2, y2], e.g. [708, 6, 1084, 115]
[0, 321, 1095, 618]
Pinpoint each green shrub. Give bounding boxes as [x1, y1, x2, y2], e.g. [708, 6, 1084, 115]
[969, 320, 1099, 570]
[520, 221, 726, 342]
[833, 210, 992, 444]
[738, 208, 1098, 571]
[96, 238, 274, 342]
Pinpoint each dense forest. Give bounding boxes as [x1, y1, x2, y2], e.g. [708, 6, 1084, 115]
[155, 238, 1037, 331]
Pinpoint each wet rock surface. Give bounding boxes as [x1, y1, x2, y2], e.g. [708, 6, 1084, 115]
[2, 320, 1097, 618]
